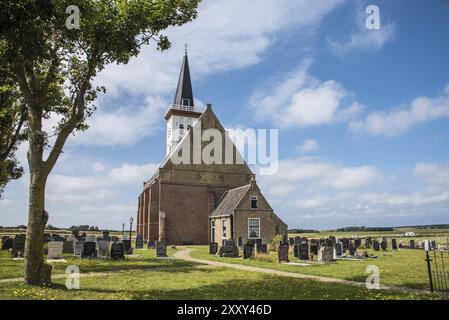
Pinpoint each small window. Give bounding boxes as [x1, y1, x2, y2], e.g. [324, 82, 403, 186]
[182, 98, 191, 106]
[250, 196, 258, 209]
[222, 219, 227, 239]
[179, 124, 184, 130]
[248, 218, 260, 239]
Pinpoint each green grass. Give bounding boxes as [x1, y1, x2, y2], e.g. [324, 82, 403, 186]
[190, 246, 437, 290]
[0, 249, 439, 300]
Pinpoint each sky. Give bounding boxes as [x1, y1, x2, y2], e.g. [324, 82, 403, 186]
[1, 0, 449, 230]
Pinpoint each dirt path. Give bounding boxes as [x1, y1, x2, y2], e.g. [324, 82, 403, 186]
[174, 248, 430, 295]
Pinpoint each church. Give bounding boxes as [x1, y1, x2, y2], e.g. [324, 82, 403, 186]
[136, 52, 287, 245]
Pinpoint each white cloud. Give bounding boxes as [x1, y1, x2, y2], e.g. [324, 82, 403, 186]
[297, 139, 319, 153]
[414, 163, 449, 187]
[96, 0, 344, 97]
[350, 84, 449, 137]
[328, 23, 395, 56]
[250, 59, 360, 128]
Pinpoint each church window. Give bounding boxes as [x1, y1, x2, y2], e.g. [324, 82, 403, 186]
[222, 219, 227, 239]
[182, 98, 191, 106]
[248, 218, 260, 239]
[250, 196, 258, 209]
[179, 124, 184, 130]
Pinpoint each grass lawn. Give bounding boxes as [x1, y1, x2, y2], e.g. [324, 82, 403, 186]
[0, 248, 441, 300]
[189, 246, 438, 290]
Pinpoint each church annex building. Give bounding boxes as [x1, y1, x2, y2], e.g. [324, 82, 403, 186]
[136, 53, 287, 246]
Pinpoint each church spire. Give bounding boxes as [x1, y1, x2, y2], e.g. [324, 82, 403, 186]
[174, 48, 194, 107]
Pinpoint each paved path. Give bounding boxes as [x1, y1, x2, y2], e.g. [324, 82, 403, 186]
[174, 248, 430, 295]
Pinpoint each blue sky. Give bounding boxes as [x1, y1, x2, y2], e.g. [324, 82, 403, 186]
[1, 0, 449, 230]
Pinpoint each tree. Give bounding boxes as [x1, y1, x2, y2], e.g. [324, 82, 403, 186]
[0, 71, 26, 196]
[0, 0, 200, 285]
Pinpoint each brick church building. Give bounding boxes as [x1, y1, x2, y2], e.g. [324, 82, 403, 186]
[136, 53, 287, 245]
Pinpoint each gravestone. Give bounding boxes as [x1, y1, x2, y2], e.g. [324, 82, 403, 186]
[294, 237, 301, 245]
[97, 240, 111, 258]
[111, 236, 119, 243]
[419, 241, 425, 249]
[391, 239, 398, 250]
[288, 238, 294, 246]
[122, 240, 132, 254]
[364, 238, 371, 249]
[135, 234, 144, 249]
[156, 241, 168, 257]
[431, 240, 436, 250]
[242, 243, 253, 259]
[354, 238, 362, 248]
[349, 243, 357, 256]
[293, 245, 299, 258]
[297, 243, 309, 260]
[335, 242, 343, 256]
[110, 243, 125, 260]
[209, 242, 218, 255]
[372, 240, 380, 251]
[85, 236, 97, 243]
[148, 241, 156, 249]
[82, 242, 97, 259]
[255, 243, 268, 254]
[218, 240, 238, 257]
[381, 239, 387, 251]
[409, 240, 415, 248]
[277, 242, 289, 263]
[63, 240, 74, 254]
[310, 240, 319, 256]
[102, 231, 110, 240]
[10, 234, 26, 258]
[318, 246, 334, 263]
[74, 241, 84, 256]
[47, 241, 64, 259]
[1, 238, 13, 250]
[1, 236, 10, 244]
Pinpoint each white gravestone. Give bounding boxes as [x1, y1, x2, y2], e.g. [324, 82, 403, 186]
[74, 241, 84, 256]
[97, 240, 111, 258]
[48, 241, 64, 259]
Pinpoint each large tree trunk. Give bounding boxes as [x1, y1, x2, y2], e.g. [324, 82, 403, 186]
[24, 105, 52, 285]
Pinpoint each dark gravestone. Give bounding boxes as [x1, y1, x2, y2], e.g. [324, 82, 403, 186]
[364, 238, 371, 249]
[102, 231, 110, 240]
[111, 236, 119, 243]
[380, 240, 387, 251]
[11, 234, 26, 258]
[1, 238, 13, 250]
[310, 240, 319, 256]
[81, 242, 97, 259]
[410, 240, 415, 248]
[156, 241, 168, 257]
[63, 240, 74, 254]
[242, 243, 253, 259]
[298, 243, 309, 260]
[277, 243, 289, 263]
[335, 242, 343, 256]
[255, 243, 267, 254]
[288, 238, 294, 246]
[148, 241, 156, 249]
[294, 237, 301, 245]
[209, 242, 218, 254]
[349, 243, 357, 256]
[122, 240, 132, 254]
[110, 243, 125, 260]
[293, 245, 299, 258]
[372, 240, 380, 251]
[391, 239, 398, 250]
[218, 240, 238, 257]
[431, 240, 436, 250]
[354, 238, 362, 248]
[2, 236, 9, 244]
[135, 234, 144, 249]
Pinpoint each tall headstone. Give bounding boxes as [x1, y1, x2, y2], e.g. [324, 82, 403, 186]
[298, 243, 309, 260]
[122, 239, 132, 254]
[409, 239, 415, 248]
[310, 240, 319, 256]
[242, 243, 253, 259]
[372, 240, 380, 251]
[391, 239, 398, 250]
[354, 238, 362, 248]
[156, 241, 168, 257]
[335, 242, 343, 256]
[365, 237, 372, 249]
[135, 234, 144, 249]
[209, 242, 218, 255]
[74, 241, 84, 256]
[97, 240, 111, 258]
[47, 241, 64, 259]
[82, 242, 97, 259]
[110, 243, 125, 259]
[63, 240, 74, 254]
[349, 243, 357, 256]
[277, 242, 289, 263]
[10, 234, 26, 258]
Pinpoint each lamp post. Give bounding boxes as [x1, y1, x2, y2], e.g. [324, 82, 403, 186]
[129, 217, 134, 243]
[122, 223, 125, 237]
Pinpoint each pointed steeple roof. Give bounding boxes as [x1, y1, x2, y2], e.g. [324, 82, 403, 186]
[174, 52, 194, 107]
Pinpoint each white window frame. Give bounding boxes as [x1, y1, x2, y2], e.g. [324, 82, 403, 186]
[250, 196, 258, 209]
[221, 219, 227, 239]
[248, 218, 260, 239]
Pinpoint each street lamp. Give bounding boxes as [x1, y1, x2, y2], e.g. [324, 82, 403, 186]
[122, 223, 125, 237]
[129, 217, 134, 243]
